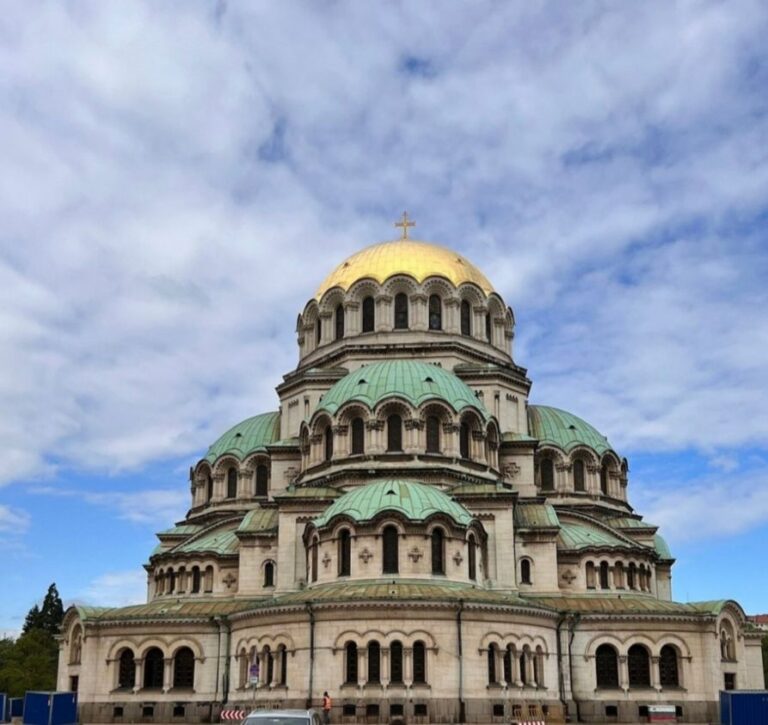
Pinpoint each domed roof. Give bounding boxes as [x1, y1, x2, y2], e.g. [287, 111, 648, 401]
[205, 411, 281, 463]
[315, 360, 490, 419]
[315, 239, 494, 300]
[527, 405, 613, 455]
[313, 479, 474, 528]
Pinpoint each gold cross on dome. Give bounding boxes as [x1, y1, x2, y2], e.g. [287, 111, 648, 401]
[394, 211, 415, 239]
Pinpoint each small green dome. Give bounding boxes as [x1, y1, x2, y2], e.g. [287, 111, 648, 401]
[205, 411, 281, 463]
[315, 361, 489, 419]
[528, 405, 613, 455]
[313, 479, 474, 528]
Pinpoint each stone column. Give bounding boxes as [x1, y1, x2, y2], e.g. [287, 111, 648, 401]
[212, 473, 225, 501]
[238, 469, 250, 499]
[619, 655, 629, 692]
[345, 302, 360, 336]
[444, 298, 460, 333]
[375, 295, 392, 332]
[309, 434, 323, 466]
[513, 651, 522, 688]
[472, 306, 487, 341]
[472, 430, 487, 464]
[404, 419, 423, 454]
[495, 648, 505, 685]
[443, 423, 460, 457]
[162, 657, 173, 692]
[651, 656, 661, 692]
[318, 311, 332, 346]
[367, 420, 385, 454]
[332, 425, 348, 459]
[133, 659, 144, 693]
[404, 648, 413, 687]
[358, 647, 367, 688]
[381, 648, 390, 688]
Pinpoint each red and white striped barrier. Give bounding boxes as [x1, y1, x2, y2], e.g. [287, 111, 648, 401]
[220, 710, 248, 720]
[511, 721, 546, 725]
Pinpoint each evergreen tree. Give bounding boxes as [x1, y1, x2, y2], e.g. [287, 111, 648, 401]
[0, 629, 57, 697]
[21, 604, 42, 634]
[39, 583, 64, 636]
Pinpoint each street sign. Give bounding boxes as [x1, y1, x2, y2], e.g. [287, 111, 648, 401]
[249, 660, 260, 685]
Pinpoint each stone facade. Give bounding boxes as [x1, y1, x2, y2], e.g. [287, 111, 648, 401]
[58, 238, 765, 723]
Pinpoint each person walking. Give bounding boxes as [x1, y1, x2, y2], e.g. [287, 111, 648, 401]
[322, 691, 332, 724]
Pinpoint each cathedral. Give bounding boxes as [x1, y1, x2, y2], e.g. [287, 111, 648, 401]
[59, 223, 764, 723]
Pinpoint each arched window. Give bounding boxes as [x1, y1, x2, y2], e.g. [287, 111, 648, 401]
[278, 644, 288, 686]
[540, 457, 554, 491]
[255, 464, 268, 497]
[487, 645, 497, 683]
[315, 318, 321, 345]
[167, 568, 176, 593]
[335, 304, 345, 341]
[413, 641, 426, 684]
[595, 644, 619, 688]
[485, 312, 491, 341]
[428, 294, 442, 330]
[394, 293, 408, 329]
[264, 645, 274, 686]
[226, 467, 238, 499]
[382, 525, 399, 574]
[503, 646, 513, 684]
[324, 427, 333, 462]
[367, 641, 381, 683]
[599, 561, 610, 589]
[117, 649, 135, 689]
[390, 641, 403, 684]
[173, 647, 195, 689]
[351, 417, 365, 455]
[628, 644, 651, 687]
[431, 528, 445, 575]
[586, 561, 596, 589]
[143, 648, 164, 689]
[460, 300, 471, 336]
[467, 534, 477, 581]
[264, 561, 275, 587]
[345, 641, 358, 684]
[600, 462, 609, 495]
[338, 529, 351, 577]
[206, 474, 213, 502]
[573, 459, 586, 491]
[659, 645, 679, 687]
[70, 626, 82, 664]
[627, 562, 637, 590]
[519, 651, 528, 685]
[387, 414, 402, 452]
[426, 415, 440, 453]
[614, 561, 624, 589]
[520, 558, 532, 585]
[311, 537, 319, 582]
[459, 422, 470, 459]
[191, 566, 201, 594]
[362, 296, 375, 333]
[534, 647, 545, 686]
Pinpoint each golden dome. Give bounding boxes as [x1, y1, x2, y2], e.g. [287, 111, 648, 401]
[315, 240, 494, 300]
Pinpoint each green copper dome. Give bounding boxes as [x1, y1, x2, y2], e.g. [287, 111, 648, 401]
[313, 479, 474, 528]
[528, 405, 613, 455]
[205, 411, 281, 463]
[315, 361, 489, 419]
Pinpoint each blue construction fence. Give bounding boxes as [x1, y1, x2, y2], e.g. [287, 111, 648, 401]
[0, 692, 77, 725]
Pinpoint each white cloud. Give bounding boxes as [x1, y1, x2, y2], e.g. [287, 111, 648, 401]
[0, 1, 767, 491]
[0, 505, 31, 534]
[76, 570, 147, 608]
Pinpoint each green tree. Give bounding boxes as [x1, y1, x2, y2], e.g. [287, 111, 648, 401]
[0, 629, 58, 697]
[39, 584, 64, 636]
[21, 604, 42, 634]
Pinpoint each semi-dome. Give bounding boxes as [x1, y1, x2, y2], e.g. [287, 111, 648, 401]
[312, 479, 474, 528]
[528, 405, 613, 455]
[205, 411, 281, 463]
[315, 239, 494, 300]
[315, 360, 490, 419]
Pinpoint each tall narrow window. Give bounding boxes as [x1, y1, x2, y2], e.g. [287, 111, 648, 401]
[345, 641, 358, 684]
[351, 417, 365, 455]
[206, 474, 213, 502]
[520, 559, 532, 585]
[264, 561, 274, 587]
[278, 644, 288, 686]
[335, 304, 345, 341]
[600, 463, 609, 495]
[503, 646, 512, 684]
[382, 525, 399, 574]
[426, 416, 440, 453]
[413, 641, 426, 684]
[324, 427, 333, 462]
[467, 534, 477, 581]
[255, 464, 268, 497]
[173, 647, 195, 689]
[595, 645, 619, 688]
[428, 294, 442, 330]
[394, 293, 408, 329]
[315, 318, 321, 345]
[265, 646, 274, 686]
[459, 422, 470, 459]
[487, 646, 496, 684]
[628, 645, 651, 687]
[573, 459, 585, 491]
[227, 467, 238, 498]
[367, 641, 381, 683]
[191, 566, 201, 593]
[311, 537, 319, 582]
[431, 528, 445, 575]
[338, 529, 351, 577]
[599, 561, 610, 589]
[540, 458, 554, 491]
[118, 650, 136, 689]
[659, 645, 679, 687]
[387, 414, 402, 452]
[586, 561, 596, 589]
[362, 296, 375, 332]
[519, 652, 528, 685]
[143, 648, 164, 689]
[390, 641, 403, 684]
[485, 312, 491, 341]
[460, 300, 471, 336]
[627, 563, 637, 590]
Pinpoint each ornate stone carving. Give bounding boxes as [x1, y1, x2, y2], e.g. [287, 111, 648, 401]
[359, 548, 373, 563]
[322, 552, 332, 568]
[223, 573, 237, 590]
[366, 420, 385, 431]
[562, 570, 577, 584]
[453, 551, 464, 566]
[503, 462, 521, 480]
[408, 547, 423, 562]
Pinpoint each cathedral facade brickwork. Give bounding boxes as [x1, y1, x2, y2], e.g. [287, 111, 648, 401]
[59, 236, 765, 723]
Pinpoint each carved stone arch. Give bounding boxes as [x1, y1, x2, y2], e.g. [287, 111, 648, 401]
[654, 635, 692, 659]
[337, 402, 372, 426]
[330, 519, 357, 540]
[601, 451, 622, 470]
[375, 398, 414, 422]
[718, 600, 748, 626]
[302, 299, 320, 326]
[421, 276, 456, 299]
[456, 283, 485, 308]
[137, 638, 171, 659]
[405, 629, 437, 649]
[419, 400, 454, 424]
[107, 638, 142, 661]
[318, 288, 346, 316]
[536, 445, 566, 465]
[486, 294, 506, 319]
[309, 412, 334, 436]
[169, 638, 205, 660]
[619, 634, 656, 656]
[459, 408, 484, 429]
[583, 634, 625, 659]
[372, 517, 407, 536]
[333, 630, 370, 649]
[348, 278, 382, 304]
[212, 454, 241, 477]
[382, 274, 419, 297]
[513, 634, 549, 653]
[377, 629, 409, 647]
[480, 630, 508, 649]
[194, 459, 213, 478]
[569, 445, 599, 466]
[242, 451, 270, 472]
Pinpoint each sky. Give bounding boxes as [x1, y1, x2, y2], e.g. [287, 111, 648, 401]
[1, 0, 768, 634]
